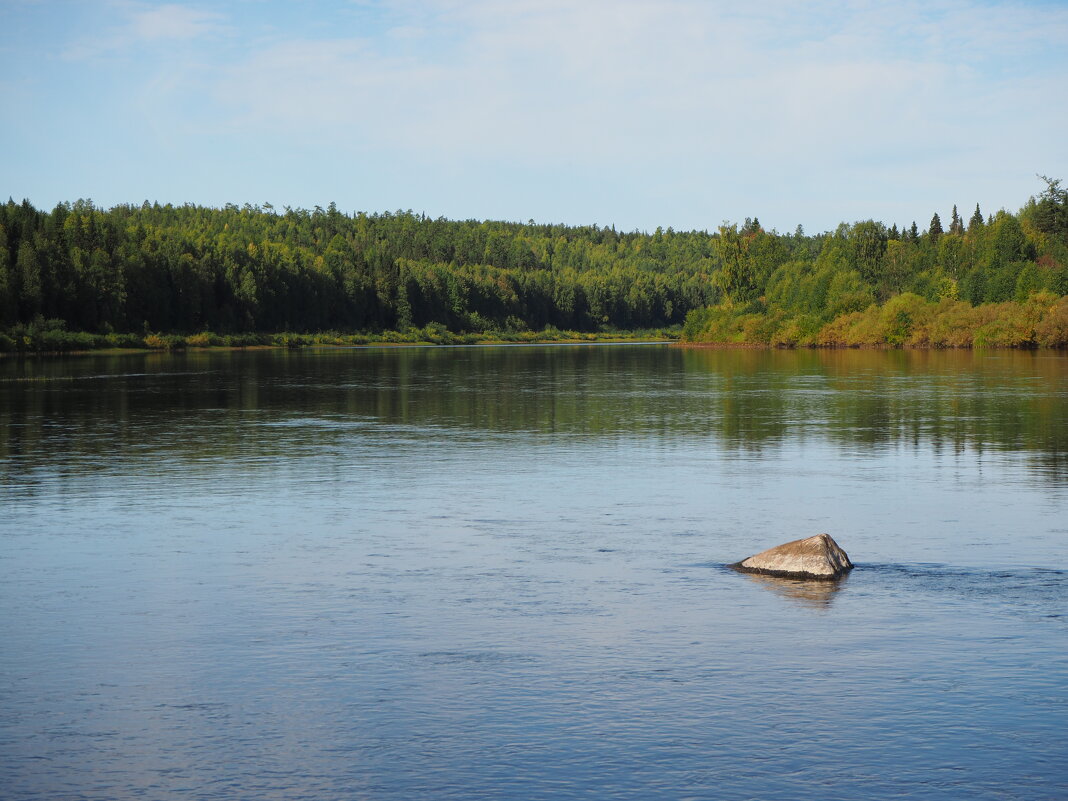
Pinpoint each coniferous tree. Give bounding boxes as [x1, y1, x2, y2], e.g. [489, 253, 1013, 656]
[969, 204, 984, 231]
[1033, 176, 1068, 237]
[16, 240, 41, 319]
[950, 205, 964, 235]
[0, 224, 14, 325]
[929, 213, 943, 244]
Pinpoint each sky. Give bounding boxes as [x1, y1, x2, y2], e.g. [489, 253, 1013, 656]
[2, 0, 1066, 233]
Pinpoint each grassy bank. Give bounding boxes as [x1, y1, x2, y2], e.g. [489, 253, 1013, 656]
[681, 292, 1068, 349]
[0, 321, 679, 355]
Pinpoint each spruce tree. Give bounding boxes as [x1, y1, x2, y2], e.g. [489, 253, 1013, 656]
[16, 240, 41, 318]
[929, 212, 943, 243]
[950, 205, 963, 235]
[969, 204, 984, 231]
[1033, 176, 1068, 236]
[0, 224, 13, 325]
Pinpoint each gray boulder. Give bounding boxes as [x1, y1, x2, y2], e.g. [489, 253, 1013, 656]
[732, 533, 853, 580]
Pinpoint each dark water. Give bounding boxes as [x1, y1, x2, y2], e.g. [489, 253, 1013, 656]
[1, 345, 1066, 800]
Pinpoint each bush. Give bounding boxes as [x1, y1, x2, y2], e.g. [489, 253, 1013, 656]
[105, 332, 146, 349]
[185, 331, 223, 347]
[144, 333, 186, 350]
[42, 330, 100, 351]
[879, 293, 931, 346]
[1035, 296, 1068, 347]
[221, 333, 269, 347]
[771, 314, 821, 347]
[923, 299, 981, 347]
[272, 332, 308, 349]
[682, 307, 716, 341]
[973, 316, 1034, 348]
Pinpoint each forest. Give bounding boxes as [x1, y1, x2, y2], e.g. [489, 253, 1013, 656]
[682, 178, 1068, 348]
[1, 178, 1066, 351]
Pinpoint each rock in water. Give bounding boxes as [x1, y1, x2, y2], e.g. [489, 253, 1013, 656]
[733, 534, 853, 580]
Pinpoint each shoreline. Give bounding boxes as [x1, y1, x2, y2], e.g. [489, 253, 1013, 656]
[0, 333, 678, 358]
[7, 339, 1067, 358]
[674, 341, 1066, 351]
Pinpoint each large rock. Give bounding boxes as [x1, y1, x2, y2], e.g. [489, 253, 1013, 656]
[732, 533, 853, 580]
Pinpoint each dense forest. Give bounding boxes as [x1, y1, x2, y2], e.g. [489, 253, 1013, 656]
[1, 177, 1066, 351]
[682, 177, 1068, 348]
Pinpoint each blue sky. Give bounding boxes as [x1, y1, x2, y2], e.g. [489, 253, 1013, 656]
[2, 0, 1066, 232]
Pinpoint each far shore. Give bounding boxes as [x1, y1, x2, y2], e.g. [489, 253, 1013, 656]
[0, 330, 679, 358]
[674, 341, 1065, 351]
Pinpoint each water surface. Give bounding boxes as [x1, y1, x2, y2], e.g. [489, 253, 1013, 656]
[1, 345, 1066, 799]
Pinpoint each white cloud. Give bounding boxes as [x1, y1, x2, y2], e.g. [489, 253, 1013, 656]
[65, 2, 226, 59]
[128, 3, 224, 41]
[181, 0, 1065, 226]
[37, 0, 1068, 228]
[211, 1, 1064, 151]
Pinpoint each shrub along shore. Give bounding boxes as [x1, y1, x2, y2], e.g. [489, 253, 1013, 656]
[0, 322, 678, 354]
[681, 292, 1068, 349]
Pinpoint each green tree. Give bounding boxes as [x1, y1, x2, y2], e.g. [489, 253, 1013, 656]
[17, 240, 41, 318]
[881, 239, 919, 299]
[1033, 176, 1067, 238]
[949, 205, 964, 235]
[849, 221, 888, 286]
[713, 225, 758, 306]
[0, 224, 14, 325]
[985, 211, 1028, 269]
[928, 213, 944, 245]
[936, 233, 966, 279]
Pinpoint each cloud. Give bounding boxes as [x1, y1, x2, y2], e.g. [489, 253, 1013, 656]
[127, 3, 224, 41]
[209, 1, 1066, 157]
[30, 0, 1068, 228]
[65, 2, 227, 59]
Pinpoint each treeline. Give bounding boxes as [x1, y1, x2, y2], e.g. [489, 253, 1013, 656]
[1, 178, 1067, 348]
[682, 178, 1068, 347]
[0, 200, 719, 338]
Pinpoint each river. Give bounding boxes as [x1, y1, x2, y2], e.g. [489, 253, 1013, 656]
[1, 344, 1066, 799]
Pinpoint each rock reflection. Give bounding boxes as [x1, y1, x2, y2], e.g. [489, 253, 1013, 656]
[740, 571, 849, 609]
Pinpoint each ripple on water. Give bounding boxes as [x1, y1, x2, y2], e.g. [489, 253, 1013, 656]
[1, 346, 1066, 800]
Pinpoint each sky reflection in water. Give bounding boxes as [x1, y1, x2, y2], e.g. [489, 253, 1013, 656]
[0, 345, 1066, 800]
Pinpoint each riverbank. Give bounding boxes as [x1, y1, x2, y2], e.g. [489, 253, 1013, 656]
[0, 324, 680, 356]
[681, 292, 1068, 349]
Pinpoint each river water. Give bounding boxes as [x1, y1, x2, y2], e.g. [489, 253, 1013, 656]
[1, 344, 1066, 800]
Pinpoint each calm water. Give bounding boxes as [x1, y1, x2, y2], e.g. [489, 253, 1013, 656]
[1, 345, 1066, 800]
